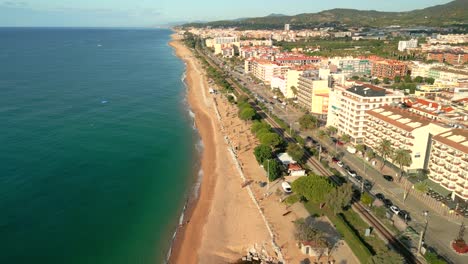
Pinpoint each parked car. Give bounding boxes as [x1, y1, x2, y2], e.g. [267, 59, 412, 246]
[282, 182, 292, 193]
[390, 205, 400, 215]
[383, 199, 393, 208]
[355, 176, 363, 182]
[399, 210, 411, 222]
[331, 137, 337, 143]
[332, 157, 339, 163]
[363, 180, 372, 190]
[337, 140, 344, 146]
[375, 193, 385, 200]
[337, 161, 344, 168]
[383, 175, 394, 182]
[346, 169, 357, 177]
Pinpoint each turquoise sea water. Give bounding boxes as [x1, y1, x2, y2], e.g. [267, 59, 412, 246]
[0, 28, 196, 263]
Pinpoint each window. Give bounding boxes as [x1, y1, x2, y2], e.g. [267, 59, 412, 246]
[415, 152, 421, 158]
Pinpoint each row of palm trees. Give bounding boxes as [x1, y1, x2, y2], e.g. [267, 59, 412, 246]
[373, 139, 412, 181]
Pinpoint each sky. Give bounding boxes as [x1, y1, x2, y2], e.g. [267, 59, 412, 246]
[0, 0, 454, 27]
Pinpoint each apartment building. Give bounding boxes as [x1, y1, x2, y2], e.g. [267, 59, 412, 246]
[275, 55, 321, 66]
[327, 83, 405, 144]
[244, 58, 289, 84]
[410, 63, 468, 84]
[428, 129, 468, 201]
[371, 60, 408, 79]
[271, 76, 287, 96]
[398, 39, 418, 51]
[366, 105, 449, 171]
[239, 46, 280, 59]
[297, 72, 330, 117]
[329, 57, 372, 76]
[427, 51, 468, 65]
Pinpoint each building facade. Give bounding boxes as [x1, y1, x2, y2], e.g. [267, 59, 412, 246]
[327, 83, 405, 144]
[398, 39, 418, 51]
[371, 60, 409, 80]
[297, 72, 329, 116]
[428, 129, 468, 201]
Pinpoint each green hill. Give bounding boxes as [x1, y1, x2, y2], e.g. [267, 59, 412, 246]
[183, 0, 467, 29]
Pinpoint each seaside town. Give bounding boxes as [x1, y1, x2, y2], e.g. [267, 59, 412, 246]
[169, 8, 468, 264]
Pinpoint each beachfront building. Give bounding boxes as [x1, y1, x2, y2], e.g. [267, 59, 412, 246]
[428, 129, 468, 201]
[297, 71, 330, 118]
[371, 60, 409, 80]
[326, 83, 405, 144]
[271, 76, 287, 97]
[398, 39, 418, 51]
[366, 105, 450, 171]
[244, 58, 289, 84]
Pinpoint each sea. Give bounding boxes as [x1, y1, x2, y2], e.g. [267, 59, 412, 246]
[0, 28, 198, 264]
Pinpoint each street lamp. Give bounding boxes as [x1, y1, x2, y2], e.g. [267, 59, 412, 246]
[418, 210, 429, 255]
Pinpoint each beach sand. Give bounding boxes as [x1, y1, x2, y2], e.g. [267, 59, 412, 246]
[168, 36, 274, 263]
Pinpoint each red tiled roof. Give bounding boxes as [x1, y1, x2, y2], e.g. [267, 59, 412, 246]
[288, 163, 303, 171]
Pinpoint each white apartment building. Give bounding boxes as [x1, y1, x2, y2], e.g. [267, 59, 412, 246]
[398, 39, 418, 51]
[297, 72, 330, 117]
[244, 59, 289, 84]
[271, 76, 287, 96]
[326, 83, 405, 144]
[366, 106, 450, 171]
[410, 62, 468, 84]
[428, 129, 468, 201]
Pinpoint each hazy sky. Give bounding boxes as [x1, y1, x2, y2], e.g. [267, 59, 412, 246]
[0, 0, 453, 27]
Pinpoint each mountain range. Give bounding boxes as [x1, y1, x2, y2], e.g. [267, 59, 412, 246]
[182, 0, 467, 29]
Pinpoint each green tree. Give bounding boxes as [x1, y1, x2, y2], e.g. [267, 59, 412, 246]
[377, 139, 393, 170]
[414, 76, 424, 83]
[394, 76, 401, 83]
[368, 250, 404, 264]
[326, 126, 338, 136]
[392, 148, 412, 181]
[383, 77, 390, 84]
[239, 106, 256, 120]
[251, 121, 271, 134]
[424, 251, 448, 264]
[355, 144, 366, 157]
[256, 127, 272, 138]
[299, 114, 319, 130]
[260, 132, 282, 148]
[371, 78, 380, 85]
[327, 183, 353, 215]
[318, 129, 328, 139]
[425, 77, 435, 85]
[366, 149, 376, 161]
[340, 134, 351, 144]
[291, 86, 298, 97]
[291, 174, 334, 203]
[263, 159, 282, 181]
[351, 76, 360, 80]
[414, 181, 429, 193]
[254, 145, 273, 164]
[287, 143, 305, 162]
[294, 218, 325, 245]
[361, 192, 374, 206]
[404, 75, 412, 83]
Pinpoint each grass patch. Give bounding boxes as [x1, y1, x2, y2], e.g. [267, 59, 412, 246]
[284, 194, 300, 205]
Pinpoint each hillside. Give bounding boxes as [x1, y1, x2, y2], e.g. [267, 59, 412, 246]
[183, 0, 468, 29]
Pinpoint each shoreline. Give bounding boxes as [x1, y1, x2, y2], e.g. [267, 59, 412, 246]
[167, 34, 218, 264]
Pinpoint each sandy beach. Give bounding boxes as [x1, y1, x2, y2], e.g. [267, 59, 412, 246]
[168, 35, 274, 263]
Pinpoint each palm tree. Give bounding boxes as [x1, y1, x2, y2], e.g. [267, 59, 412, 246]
[326, 126, 337, 136]
[340, 134, 351, 144]
[377, 139, 393, 170]
[291, 86, 298, 98]
[392, 148, 412, 182]
[318, 129, 328, 139]
[366, 149, 376, 161]
[355, 144, 366, 157]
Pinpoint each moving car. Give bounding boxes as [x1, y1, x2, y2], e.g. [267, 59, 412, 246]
[383, 175, 394, 182]
[390, 205, 400, 215]
[282, 182, 292, 194]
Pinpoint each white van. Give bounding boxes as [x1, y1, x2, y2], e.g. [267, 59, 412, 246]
[347, 146, 357, 154]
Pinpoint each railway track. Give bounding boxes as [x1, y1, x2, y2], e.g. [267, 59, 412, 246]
[195, 46, 422, 264]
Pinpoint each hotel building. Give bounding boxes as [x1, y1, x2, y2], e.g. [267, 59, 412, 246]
[296, 72, 329, 117]
[326, 83, 405, 144]
[428, 129, 468, 201]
